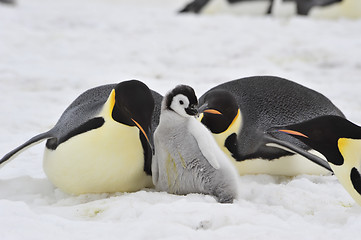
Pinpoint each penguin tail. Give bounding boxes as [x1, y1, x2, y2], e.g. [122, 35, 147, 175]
[0, 131, 54, 167]
[262, 134, 333, 173]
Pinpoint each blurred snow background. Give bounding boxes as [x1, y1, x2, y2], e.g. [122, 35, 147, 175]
[0, 0, 361, 239]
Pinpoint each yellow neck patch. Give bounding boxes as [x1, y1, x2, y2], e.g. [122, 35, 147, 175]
[226, 109, 241, 133]
[337, 138, 361, 168]
[99, 89, 116, 120]
[213, 109, 242, 159]
[333, 138, 361, 205]
[197, 109, 242, 160]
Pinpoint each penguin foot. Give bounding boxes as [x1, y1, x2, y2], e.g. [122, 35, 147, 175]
[212, 187, 236, 203]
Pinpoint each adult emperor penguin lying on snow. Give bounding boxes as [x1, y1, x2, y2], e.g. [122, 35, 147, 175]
[198, 76, 345, 176]
[270, 116, 361, 206]
[0, 80, 163, 194]
[152, 85, 239, 203]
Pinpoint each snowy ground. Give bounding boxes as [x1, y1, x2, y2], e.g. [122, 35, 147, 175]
[1, 0, 361, 239]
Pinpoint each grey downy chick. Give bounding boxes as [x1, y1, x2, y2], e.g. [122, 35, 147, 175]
[152, 85, 239, 203]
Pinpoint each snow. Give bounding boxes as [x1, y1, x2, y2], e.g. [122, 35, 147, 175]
[0, 0, 361, 239]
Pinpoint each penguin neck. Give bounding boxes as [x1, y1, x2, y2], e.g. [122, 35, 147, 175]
[332, 138, 361, 205]
[159, 109, 192, 127]
[211, 109, 242, 159]
[99, 89, 116, 120]
[100, 88, 137, 127]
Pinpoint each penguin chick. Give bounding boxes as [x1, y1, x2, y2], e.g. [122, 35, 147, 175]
[152, 85, 239, 203]
[270, 115, 361, 205]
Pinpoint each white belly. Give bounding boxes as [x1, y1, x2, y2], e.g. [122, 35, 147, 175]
[43, 121, 152, 194]
[233, 150, 331, 176]
[213, 129, 330, 176]
[310, 0, 361, 19]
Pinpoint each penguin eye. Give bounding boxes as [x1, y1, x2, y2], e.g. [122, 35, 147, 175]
[179, 100, 184, 105]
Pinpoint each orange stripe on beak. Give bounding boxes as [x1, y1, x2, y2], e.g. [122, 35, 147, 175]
[203, 109, 222, 115]
[131, 118, 151, 146]
[278, 129, 309, 138]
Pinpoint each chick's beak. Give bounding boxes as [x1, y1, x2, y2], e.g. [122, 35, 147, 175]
[185, 105, 198, 116]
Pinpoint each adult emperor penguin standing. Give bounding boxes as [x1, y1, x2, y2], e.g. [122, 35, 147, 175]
[152, 85, 239, 203]
[198, 76, 345, 176]
[0, 80, 163, 194]
[270, 115, 361, 205]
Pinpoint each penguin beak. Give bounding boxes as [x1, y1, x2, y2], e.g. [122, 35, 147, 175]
[277, 129, 309, 138]
[185, 105, 198, 116]
[198, 104, 222, 115]
[203, 109, 222, 115]
[131, 118, 152, 146]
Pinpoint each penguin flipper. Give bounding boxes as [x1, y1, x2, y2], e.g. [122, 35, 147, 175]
[188, 118, 221, 169]
[263, 134, 333, 172]
[0, 131, 54, 167]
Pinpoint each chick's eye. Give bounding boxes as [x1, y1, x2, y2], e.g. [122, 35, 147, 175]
[179, 100, 184, 105]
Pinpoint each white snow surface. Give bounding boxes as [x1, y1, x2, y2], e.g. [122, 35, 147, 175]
[1, 0, 361, 239]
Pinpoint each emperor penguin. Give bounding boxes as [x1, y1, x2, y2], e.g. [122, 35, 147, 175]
[198, 76, 345, 176]
[0, 80, 163, 194]
[152, 85, 239, 203]
[269, 115, 361, 205]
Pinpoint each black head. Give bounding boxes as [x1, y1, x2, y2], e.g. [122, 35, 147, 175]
[112, 80, 154, 144]
[111, 80, 155, 175]
[164, 85, 198, 117]
[199, 89, 239, 134]
[269, 115, 361, 166]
